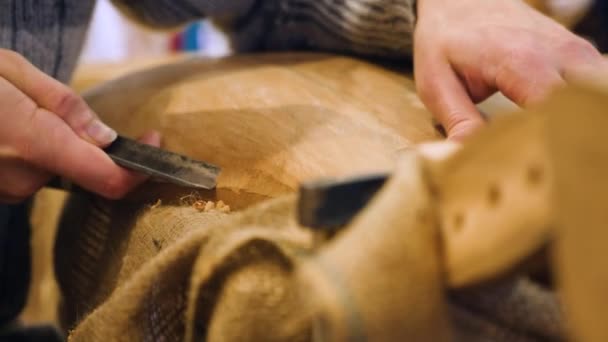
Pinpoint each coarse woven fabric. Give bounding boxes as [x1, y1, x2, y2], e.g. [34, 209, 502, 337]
[54, 194, 318, 341]
[52, 157, 563, 341]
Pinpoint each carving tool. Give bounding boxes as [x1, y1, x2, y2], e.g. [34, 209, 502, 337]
[48, 135, 221, 191]
[297, 173, 388, 229]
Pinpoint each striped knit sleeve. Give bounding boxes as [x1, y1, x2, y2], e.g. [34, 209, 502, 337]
[111, 0, 417, 59]
[222, 0, 418, 58]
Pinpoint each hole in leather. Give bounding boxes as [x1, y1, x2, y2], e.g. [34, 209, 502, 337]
[417, 208, 432, 225]
[487, 184, 501, 207]
[453, 212, 465, 232]
[526, 164, 544, 186]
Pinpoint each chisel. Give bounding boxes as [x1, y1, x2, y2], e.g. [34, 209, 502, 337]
[48, 135, 221, 191]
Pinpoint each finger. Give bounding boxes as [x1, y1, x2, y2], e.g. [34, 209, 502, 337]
[22, 107, 161, 199]
[0, 49, 116, 146]
[415, 52, 485, 141]
[493, 51, 566, 107]
[0, 158, 50, 200]
[560, 54, 608, 87]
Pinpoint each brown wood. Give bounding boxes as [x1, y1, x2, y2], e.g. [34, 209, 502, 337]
[77, 53, 555, 287]
[549, 85, 608, 342]
[82, 53, 441, 208]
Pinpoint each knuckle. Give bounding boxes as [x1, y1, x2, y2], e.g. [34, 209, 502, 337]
[52, 88, 86, 118]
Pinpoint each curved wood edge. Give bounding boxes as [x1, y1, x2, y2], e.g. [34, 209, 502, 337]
[548, 84, 608, 342]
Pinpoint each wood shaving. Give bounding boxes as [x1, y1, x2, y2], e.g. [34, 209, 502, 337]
[216, 200, 231, 212]
[204, 201, 215, 211]
[192, 200, 206, 211]
[150, 199, 162, 209]
[180, 193, 199, 205]
[190, 200, 232, 213]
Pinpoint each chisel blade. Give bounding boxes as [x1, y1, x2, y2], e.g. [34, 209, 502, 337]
[105, 135, 220, 190]
[297, 173, 389, 230]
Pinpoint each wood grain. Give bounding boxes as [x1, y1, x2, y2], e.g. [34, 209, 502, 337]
[78, 53, 556, 287]
[82, 53, 441, 207]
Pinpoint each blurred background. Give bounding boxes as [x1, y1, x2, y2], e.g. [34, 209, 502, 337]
[79, 0, 231, 65]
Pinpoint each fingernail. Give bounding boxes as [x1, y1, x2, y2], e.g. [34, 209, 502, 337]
[86, 120, 117, 146]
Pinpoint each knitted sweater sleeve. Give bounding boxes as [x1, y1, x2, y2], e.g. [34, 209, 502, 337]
[111, 0, 417, 58]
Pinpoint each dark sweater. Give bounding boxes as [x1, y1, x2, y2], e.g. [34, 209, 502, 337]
[0, 0, 416, 83]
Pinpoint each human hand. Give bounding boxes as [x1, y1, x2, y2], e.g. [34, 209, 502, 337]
[0, 49, 160, 204]
[414, 0, 605, 140]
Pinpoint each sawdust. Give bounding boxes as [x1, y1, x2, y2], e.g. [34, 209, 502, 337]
[182, 198, 231, 214]
[148, 195, 231, 213]
[195, 200, 231, 213]
[172, 193, 232, 213]
[216, 201, 230, 213]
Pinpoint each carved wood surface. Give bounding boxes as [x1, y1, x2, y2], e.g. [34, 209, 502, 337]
[82, 53, 441, 207]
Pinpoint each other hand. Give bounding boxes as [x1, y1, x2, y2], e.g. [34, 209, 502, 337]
[414, 0, 606, 140]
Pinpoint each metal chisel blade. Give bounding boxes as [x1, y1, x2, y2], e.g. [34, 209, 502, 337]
[104, 135, 221, 190]
[297, 173, 389, 229]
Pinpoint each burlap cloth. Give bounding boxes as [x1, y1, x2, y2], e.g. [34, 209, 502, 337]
[51, 152, 562, 341]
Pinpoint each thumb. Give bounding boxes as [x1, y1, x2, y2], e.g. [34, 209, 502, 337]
[415, 54, 485, 141]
